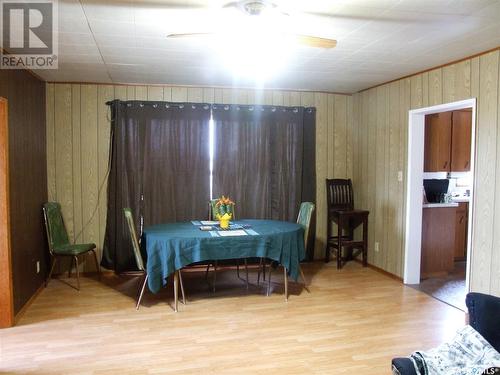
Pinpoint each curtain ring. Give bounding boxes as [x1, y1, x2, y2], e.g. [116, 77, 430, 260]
[224, 105, 229, 110]
[165, 104, 170, 108]
[249, 106, 254, 111]
[152, 104, 157, 108]
[271, 107, 276, 112]
[179, 104, 184, 109]
[293, 108, 299, 113]
[203, 104, 209, 110]
[192, 104, 196, 109]
[139, 103, 144, 108]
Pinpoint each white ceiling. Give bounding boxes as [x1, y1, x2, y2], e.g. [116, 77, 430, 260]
[23, 0, 500, 93]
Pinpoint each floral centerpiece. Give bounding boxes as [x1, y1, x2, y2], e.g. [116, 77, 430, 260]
[215, 195, 234, 229]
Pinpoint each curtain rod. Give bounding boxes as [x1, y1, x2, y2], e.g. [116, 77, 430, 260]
[106, 99, 316, 112]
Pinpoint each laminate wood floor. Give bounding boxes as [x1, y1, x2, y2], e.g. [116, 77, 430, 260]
[1, 262, 466, 375]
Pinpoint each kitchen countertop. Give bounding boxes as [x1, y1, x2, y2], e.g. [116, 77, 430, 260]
[451, 197, 470, 203]
[423, 202, 459, 208]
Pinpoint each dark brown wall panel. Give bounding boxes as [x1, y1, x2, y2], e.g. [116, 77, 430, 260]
[0, 69, 47, 314]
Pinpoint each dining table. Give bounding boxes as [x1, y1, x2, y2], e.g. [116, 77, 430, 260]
[141, 219, 305, 311]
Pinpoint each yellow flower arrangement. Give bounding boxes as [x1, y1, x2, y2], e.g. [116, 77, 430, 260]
[215, 195, 234, 229]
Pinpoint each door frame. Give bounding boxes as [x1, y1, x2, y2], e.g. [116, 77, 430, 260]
[404, 98, 477, 291]
[0, 97, 14, 328]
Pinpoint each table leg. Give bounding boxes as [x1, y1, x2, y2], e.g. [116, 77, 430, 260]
[244, 258, 249, 290]
[212, 260, 218, 293]
[284, 267, 288, 302]
[363, 216, 368, 267]
[267, 265, 272, 296]
[173, 271, 179, 312]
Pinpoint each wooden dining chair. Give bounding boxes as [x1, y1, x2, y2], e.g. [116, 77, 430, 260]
[43, 202, 101, 291]
[123, 208, 185, 311]
[325, 179, 369, 269]
[263, 202, 314, 301]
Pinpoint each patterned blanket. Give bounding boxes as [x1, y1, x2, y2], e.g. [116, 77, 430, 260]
[411, 325, 500, 375]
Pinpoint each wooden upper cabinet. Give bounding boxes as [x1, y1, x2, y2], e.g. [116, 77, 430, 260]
[424, 110, 472, 172]
[424, 112, 452, 172]
[451, 110, 472, 172]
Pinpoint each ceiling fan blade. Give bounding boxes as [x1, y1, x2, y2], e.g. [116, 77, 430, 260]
[292, 35, 337, 49]
[167, 32, 336, 49]
[166, 32, 218, 39]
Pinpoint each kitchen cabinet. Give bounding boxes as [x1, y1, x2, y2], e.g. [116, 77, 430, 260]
[424, 112, 452, 172]
[421, 206, 456, 278]
[451, 110, 472, 172]
[424, 110, 472, 172]
[454, 202, 469, 260]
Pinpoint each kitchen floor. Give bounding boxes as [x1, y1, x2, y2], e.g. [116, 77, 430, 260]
[410, 261, 467, 311]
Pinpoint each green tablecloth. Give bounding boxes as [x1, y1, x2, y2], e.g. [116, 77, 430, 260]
[142, 219, 305, 293]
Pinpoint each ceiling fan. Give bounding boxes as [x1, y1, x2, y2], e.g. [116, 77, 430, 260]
[166, 0, 338, 49]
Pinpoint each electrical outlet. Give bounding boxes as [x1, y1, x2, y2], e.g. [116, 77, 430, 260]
[36, 261, 40, 274]
[397, 171, 403, 182]
[374, 242, 380, 252]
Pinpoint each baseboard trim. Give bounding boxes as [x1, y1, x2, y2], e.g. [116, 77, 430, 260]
[14, 282, 44, 325]
[354, 259, 403, 282]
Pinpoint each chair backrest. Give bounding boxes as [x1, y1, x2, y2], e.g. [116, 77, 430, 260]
[466, 292, 500, 352]
[297, 202, 315, 248]
[123, 208, 145, 271]
[43, 202, 70, 254]
[209, 199, 236, 220]
[326, 179, 354, 211]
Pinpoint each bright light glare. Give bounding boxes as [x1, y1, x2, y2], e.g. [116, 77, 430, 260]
[212, 16, 293, 81]
[209, 115, 214, 200]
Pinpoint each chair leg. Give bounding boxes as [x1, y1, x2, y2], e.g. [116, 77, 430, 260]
[173, 271, 179, 312]
[179, 270, 186, 305]
[205, 263, 210, 279]
[91, 249, 101, 281]
[236, 260, 240, 278]
[46, 256, 57, 287]
[325, 218, 331, 263]
[68, 256, 74, 278]
[284, 267, 288, 302]
[74, 256, 80, 291]
[136, 273, 148, 310]
[299, 265, 310, 293]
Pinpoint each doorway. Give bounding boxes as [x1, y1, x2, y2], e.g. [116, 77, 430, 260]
[0, 97, 14, 328]
[404, 98, 476, 311]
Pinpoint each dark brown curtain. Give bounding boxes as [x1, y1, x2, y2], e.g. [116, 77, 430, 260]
[212, 105, 316, 223]
[102, 101, 211, 272]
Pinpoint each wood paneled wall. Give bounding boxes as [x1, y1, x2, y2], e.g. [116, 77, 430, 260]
[0, 69, 47, 314]
[353, 50, 500, 296]
[46, 84, 353, 267]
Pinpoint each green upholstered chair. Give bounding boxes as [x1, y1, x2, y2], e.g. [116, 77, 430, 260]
[123, 208, 185, 310]
[263, 202, 314, 301]
[206, 199, 248, 291]
[43, 202, 101, 291]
